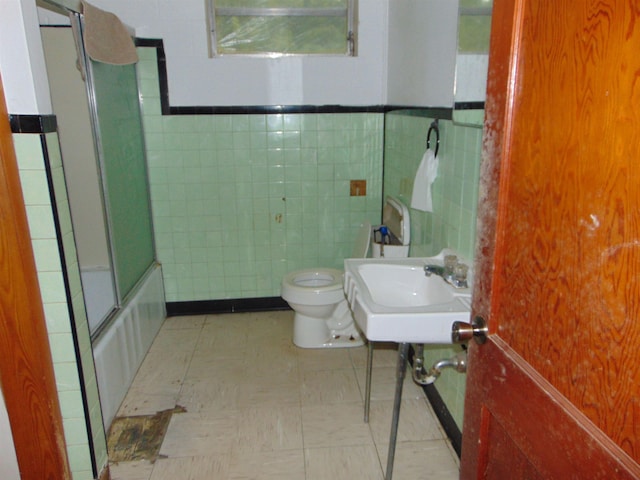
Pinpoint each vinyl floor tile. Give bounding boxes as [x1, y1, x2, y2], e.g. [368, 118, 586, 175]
[300, 368, 362, 406]
[162, 315, 206, 330]
[297, 347, 354, 372]
[233, 404, 303, 452]
[226, 449, 305, 479]
[117, 388, 179, 417]
[354, 365, 426, 402]
[305, 444, 384, 480]
[301, 402, 374, 448]
[109, 460, 154, 480]
[108, 311, 460, 479]
[149, 455, 230, 480]
[367, 398, 446, 444]
[377, 440, 460, 479]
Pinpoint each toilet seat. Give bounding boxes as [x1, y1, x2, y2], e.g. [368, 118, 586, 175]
[281, 268, 344, 306]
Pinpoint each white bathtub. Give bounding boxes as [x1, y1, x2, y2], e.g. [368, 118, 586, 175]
[92, 264, 166, 429]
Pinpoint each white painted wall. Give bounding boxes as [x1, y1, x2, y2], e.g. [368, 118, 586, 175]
[36, 0, 462, 108]
[455, 53, 489, 103]
[387, 0, 458, 107]
[0, 0, 51, 114]
[35, 0, 458, 107]
[39, 0, 389, 106]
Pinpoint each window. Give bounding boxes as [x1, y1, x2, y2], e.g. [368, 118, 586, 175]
[207, 0, 357, 56]
[458, 0, 493, 53]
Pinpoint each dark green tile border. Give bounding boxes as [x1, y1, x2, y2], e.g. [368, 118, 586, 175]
[134, 38, 455, 119]
[408, 344, 462, 458]
[454, 101, 485, 110]
[7, 42, 472, 131]
[9, 114, 57, 133]
[166, 297, 290, 316]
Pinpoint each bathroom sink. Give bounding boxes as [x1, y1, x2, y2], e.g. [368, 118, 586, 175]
[343, 252, 472, 344]
[356, 263, 456, 308]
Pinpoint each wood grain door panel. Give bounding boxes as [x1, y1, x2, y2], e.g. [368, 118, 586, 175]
[461, 0, 640, 476]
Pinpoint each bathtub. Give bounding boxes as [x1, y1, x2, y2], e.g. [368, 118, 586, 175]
[92, 264, 166, 429]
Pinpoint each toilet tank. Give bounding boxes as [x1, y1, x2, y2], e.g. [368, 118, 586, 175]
[372, 196, 410, 258]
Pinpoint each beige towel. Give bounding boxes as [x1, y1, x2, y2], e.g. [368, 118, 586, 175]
[81, 1, 138, 65]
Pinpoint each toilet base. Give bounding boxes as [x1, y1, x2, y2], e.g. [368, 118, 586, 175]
[292, 311, 364, 349]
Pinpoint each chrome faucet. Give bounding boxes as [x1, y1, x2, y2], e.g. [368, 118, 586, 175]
[423, 265, 445, 277]
[423, 263, 468, 289]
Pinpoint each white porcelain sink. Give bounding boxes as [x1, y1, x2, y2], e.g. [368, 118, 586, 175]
[343, 252, 472, 344]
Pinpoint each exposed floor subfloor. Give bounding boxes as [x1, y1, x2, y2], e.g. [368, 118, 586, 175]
[108, 311, 459, 479]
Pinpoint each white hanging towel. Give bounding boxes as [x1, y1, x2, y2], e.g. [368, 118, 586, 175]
[410, 149, 439, 212]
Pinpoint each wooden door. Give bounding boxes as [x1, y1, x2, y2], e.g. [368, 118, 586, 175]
[461, 0, 640, 478]
[0, 74, 71, 478]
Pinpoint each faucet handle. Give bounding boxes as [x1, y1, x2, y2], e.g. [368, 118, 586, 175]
[444, 255, 458, 277]
[452, 263, 469, 288]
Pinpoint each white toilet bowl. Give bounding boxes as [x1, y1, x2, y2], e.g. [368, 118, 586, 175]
[281, 268, 363, 348]
[281, 196, 411, 349]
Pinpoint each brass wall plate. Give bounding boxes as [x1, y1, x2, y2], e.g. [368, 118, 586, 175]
[350, 179, 366, 196]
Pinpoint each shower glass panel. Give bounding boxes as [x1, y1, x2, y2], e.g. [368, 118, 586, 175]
[40, 26, 117, 335]
[90, 60, 155, 299]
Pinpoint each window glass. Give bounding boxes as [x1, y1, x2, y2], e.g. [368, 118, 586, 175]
[209, 0, 356, 56]
[458, 0, 492, 53]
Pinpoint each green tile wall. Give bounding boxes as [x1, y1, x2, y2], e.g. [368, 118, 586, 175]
[138, 45, 483, 430]
[137, 48, 384, 302]
[383, 109, 483, 429]
[13, 133, 108, 479]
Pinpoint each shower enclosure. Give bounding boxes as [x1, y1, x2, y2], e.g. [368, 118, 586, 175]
[39, 0, 165, 434]
[41, 25, 155, 337]
[41, 26, 115, 334]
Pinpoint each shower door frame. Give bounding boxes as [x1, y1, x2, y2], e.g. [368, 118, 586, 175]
[68, 15, 122, 335]
[43, 0, 159, 338]
[38, 0, 160, 476]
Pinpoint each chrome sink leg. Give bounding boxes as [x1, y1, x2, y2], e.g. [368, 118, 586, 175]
[364, 341, 374, 423]
[385, 342, 409, 480]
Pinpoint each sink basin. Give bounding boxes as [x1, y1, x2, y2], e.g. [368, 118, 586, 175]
[343, 253, 472, 344]
[356, 263, 456, 308]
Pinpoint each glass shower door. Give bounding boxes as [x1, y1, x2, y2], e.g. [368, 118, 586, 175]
[89, 59, 155, 301]
[41, 27, 117, 335]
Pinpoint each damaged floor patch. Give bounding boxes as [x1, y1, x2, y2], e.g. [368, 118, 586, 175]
[107, 406, 186, 463]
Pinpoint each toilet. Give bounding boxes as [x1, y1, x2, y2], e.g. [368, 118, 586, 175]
[281, 196, 411, 348]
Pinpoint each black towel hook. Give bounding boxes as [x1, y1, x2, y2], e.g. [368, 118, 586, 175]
[426, 120, 440, 158]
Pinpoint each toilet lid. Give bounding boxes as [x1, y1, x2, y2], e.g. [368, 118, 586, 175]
[350, 221, 371, 258]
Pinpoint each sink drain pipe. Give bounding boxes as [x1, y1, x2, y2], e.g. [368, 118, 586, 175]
[412, 344, 467, 385]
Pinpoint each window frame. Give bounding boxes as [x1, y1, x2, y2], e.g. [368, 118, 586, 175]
[207, 0, 357, 57]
